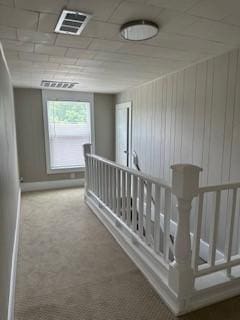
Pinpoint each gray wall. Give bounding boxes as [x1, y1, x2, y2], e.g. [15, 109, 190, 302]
[94, 93, 115, 160]
[14, 88, 114, 183]
[0, 47, 19, 319]
[116, 47, 240, 250]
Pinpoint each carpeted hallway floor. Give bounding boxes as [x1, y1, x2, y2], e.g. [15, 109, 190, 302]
[15, 188, 240, 320]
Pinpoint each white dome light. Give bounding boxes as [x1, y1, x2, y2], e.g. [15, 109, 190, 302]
[120, 20, 159, 41]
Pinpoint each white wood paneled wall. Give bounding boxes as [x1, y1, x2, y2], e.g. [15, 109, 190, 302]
[116, 48, 240, 250]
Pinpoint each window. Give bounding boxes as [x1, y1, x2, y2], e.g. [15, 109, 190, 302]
[42, 91, 94, 173]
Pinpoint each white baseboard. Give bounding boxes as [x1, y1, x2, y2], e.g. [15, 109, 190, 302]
[8, 188, 21, 320]
[86, 192, 181, 315]
[21, 178, 85, 192]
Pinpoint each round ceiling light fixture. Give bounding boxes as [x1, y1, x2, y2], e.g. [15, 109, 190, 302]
[120, 20, 159, 41]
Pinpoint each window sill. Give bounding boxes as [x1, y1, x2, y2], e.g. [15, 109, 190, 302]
[47, 167, 85, 174]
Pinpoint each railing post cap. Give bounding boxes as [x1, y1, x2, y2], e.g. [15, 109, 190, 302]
[83, 143, 92, 154]
[171, 163, 202, 199]
[171, 163, 202, 173]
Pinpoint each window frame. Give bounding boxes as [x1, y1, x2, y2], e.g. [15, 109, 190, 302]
[42, 89, 95, 174]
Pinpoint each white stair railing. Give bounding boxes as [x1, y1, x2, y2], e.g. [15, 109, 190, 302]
[192, 182, 240, 278]
[83, 143, 240, 315]
[84, 145, 172, 261]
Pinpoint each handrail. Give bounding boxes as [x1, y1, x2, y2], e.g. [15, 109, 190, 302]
[86, 153, 171, 190]
[199, 182, 240, 192]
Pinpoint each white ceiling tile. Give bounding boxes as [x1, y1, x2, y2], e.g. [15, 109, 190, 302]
[57, 64, 83, 73]
[8, 59, 33, 69]
[55, 35, 92, 49]
[222, 14, 240, 27]
[4, 50, 19, 61]
[181, 19, 240, 44]
[0, 26, 17, 40]
[186, 0, 231, 20]
[157, 9, 200, 33]
[31, 71, 55, 78]
[92, 51, 187, 70]
[68, 0, 122, 21]
[65, 48, 96, 59]
[88, 39, 124, 52]
[115, 41, 207, 61]
[0, 0, 14, 6]
[108, 1, 164, 24]
[81, 20, 120, 40]
[1, 39, 34, 52]
[32, 62, 59, 71]
[49, 56, 77, 65]
[102, 60, 159, 74]
[53, 72, 72, 80]
[19, 52, 49, 62]
[144, 31, 230, 55]
[17, 30, 56, 45]
[35, 44, 67, 56]
[38, 13, 58, 33]
[0, 5, 38, 29]
[15, 0, 68, 14]
[76, 59, 103, 67]
[147, 0, 199, 11]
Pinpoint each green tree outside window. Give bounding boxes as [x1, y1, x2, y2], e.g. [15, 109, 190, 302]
[47, 100, 88, 124]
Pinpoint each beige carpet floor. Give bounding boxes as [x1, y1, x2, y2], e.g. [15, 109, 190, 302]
[15, 188, 240, 320]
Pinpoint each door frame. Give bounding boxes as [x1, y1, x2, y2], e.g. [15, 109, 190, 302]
[115, 101, 132, 167]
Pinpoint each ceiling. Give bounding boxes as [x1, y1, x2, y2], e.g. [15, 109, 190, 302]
[1, 0, 240, 93]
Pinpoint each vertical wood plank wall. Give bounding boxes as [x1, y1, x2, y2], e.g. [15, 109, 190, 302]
[116, 48, 240, 186]
[116, 48, 240, 250]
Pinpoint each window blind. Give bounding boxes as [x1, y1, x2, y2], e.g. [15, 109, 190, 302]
[47, 100, 91, 170]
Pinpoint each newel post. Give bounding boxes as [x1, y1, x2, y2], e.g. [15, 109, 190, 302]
[83, 143, 92, 193]
[168, 164, 202, 299]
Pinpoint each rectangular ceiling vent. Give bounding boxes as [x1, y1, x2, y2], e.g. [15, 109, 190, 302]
[55, 9, 91, 35]
[41, 80, 78, 89]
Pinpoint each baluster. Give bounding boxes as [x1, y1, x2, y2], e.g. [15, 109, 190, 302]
[112, 167, 116, 213]
[169, 164, 202, 299]
[106, 165, 110, 207]
[163, 187, 171, 261]
[145, 181, 152, 245]
[192, 192, 204, 270]
[88, 157, 92, 191]
[154, 184, 161, 253]
[108, 166, 113, 209]
[138, 179, 144, 239]
[85, 155, 89, 192]
[103, 163, 107, 204]
[85, 156, 89, 191]
[97, 161, 101, 198]
[225, 188, 237, 276]
[121, 171, 126, 221]
[96, 160, 100, 197]
[116, 169, 121, 217]
[126, 173, 132, 226]
[92, 158, 96, 194]
[100, 161, 104, 200]
[132, 176, 138, 232]
[208, 190, 221, 266]
[94, 159, 97, 196]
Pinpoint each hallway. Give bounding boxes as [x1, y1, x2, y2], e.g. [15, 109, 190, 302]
[15, 188, 240, 320]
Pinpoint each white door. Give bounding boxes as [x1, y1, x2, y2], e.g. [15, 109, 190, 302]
[115, 102, 132, 166]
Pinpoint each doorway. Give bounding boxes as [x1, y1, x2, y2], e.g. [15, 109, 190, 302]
[115, 102, 132, 167]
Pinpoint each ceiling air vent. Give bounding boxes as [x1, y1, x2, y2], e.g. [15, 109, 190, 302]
[41, 80, 78, 89]
[55, 9, 91, 35]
